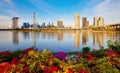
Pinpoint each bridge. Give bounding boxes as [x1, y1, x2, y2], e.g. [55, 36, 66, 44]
[106, 23, 120, 31]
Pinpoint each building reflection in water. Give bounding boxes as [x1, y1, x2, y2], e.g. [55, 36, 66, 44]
[82, 31, 88, 45]
[12, 31, 19, 45]
[23, 32, 29, 39]
[57, 31, 63, 41]
[73, 30, 80, 49]
[93, 32, 104, 46]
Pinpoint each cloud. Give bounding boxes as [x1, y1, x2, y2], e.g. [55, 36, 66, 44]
[94, 0, 120, 24]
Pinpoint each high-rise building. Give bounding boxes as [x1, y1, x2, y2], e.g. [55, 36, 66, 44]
[12, 17, 19, 29]
[82, 17, 87, 27]
[57, 20, 63, 28]
[93, 17, 104, 26]
[98, 17, 104, 26]
[74, 13, 80, 29]
[93, 17, 98, 26]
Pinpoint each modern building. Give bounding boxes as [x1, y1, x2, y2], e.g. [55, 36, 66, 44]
[57, 20, 63, 28]
[22, 22, 30, 29]
[98, 17, 104, 26]
[74, 13, 80, 29]
[93, 17, 104, 26]
[93, 17, 98, 26]
[12, 17, 19, 29]
[82, 17, 88, 27]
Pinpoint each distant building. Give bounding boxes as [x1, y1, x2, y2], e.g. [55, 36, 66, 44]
[98, 17, 104, 26]
[22, 22, 30, 29]
[57, 20, 63, 28]
[12, 17, 19, 29]
[74, 13, 80, 29]
[82, 17, 88, 27]
[93, 17, 104, 26]
[93, 17, 98, 26]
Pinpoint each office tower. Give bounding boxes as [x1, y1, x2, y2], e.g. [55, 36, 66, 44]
[93, 17, 98, 26]
[82, 17, 87, 27]
[57, 20, 63, 28]
[12, 17, 19, 29]
[98, 17, 104, 26]
[74, 13, 80, 29]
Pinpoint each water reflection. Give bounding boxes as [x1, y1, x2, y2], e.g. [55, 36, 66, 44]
[93, 32, 104, 46]
[73, 30, 80, 49]
[82, 31, 88, 45]
[0, 31, 120, 52]
[12, 31, 19, 45]
[57, 31, 63, 41]
[23, 32, 29, 39]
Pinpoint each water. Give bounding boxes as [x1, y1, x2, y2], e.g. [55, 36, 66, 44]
[0, 31, 120, 52]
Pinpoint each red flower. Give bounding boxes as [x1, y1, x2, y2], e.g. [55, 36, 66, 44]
[84, 54, 94, 61]
[24, 48, 33, 53]
[77, 52, 82, 57]
[15, 68, 20, 72]
[104, 50, 118, 58]
[94, 67, 101, 72]
[0, 51, 9, 55]
[68, 69, 73, 73]
[0, 64, 5, 72]
[4, 63, 12, 73]
[44, 67, 50, 73]
[79, 68, 89, 73]
[11, 58, 18, 64]
[22, 66, 29, 73]
[50, 66, 58, 72]
[109, 59, 113, 64]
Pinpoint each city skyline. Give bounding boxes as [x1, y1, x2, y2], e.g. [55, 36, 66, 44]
[0, 0, 120, 29]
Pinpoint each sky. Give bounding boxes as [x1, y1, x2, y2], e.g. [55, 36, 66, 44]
[0, 0, 120, 28]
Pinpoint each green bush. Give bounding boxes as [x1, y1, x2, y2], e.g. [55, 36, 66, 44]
[82, 47, 90, 56]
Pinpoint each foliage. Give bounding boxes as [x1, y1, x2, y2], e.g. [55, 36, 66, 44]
[107, 40, 120, 53]
[82, 47, 90, 56]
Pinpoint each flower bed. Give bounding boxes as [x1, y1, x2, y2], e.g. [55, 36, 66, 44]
[0, 40, 120, 73]
[0, 48, 120, 73]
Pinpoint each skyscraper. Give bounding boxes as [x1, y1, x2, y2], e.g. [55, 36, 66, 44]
[93, 17, 104, 26]
[74, 13, 80, 29]
[93, 17, 98, 26]
[57, 20, 63, 28]
[12, 17, 19, 29]
[82, 17, 88, 27]
[98, 17, 104, 26]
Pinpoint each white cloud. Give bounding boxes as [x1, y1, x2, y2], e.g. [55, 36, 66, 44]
[94, 0, 120, 24]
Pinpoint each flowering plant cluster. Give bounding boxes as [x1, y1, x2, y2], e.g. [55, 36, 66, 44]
[0, 47, 120, 73]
